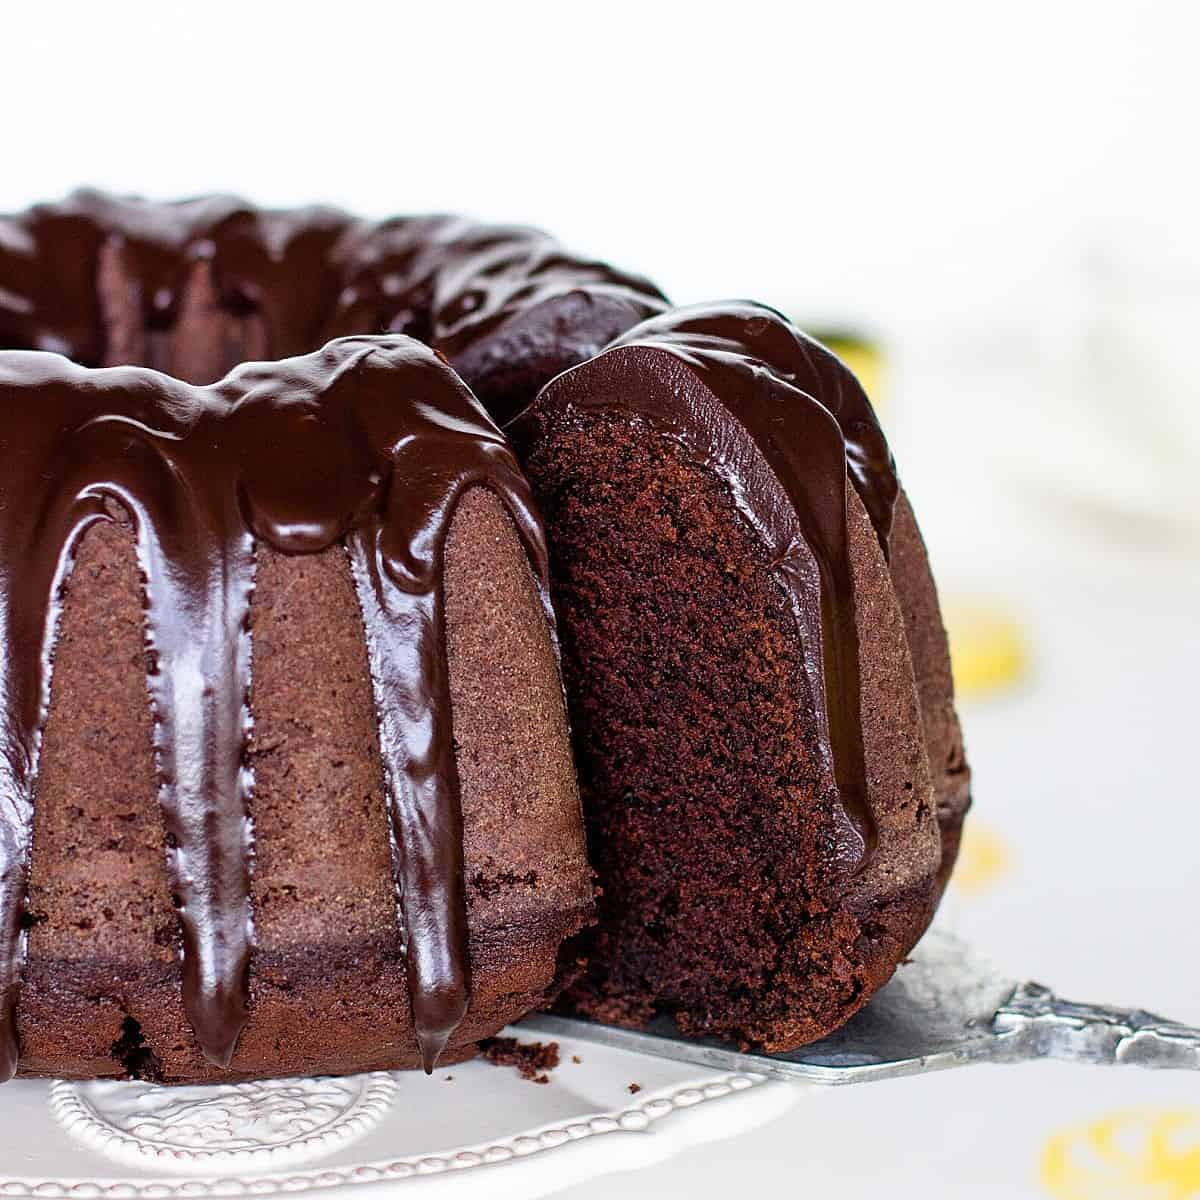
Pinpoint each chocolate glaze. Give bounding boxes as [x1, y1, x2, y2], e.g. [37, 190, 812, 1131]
[0, 191, 666, 411]
[602, 301, 898, 551]
[0, 337, 551, 1080]
[323, 215, 667, 424]
[512, 301, 899, 870]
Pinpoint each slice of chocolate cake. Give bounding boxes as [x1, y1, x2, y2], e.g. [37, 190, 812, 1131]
[509, 302, 966, 1051]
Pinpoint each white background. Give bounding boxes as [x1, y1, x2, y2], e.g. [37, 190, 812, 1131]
[4, 1, 1196, 330]
[4, 3, 1199, 1195]
[6, 0, 1199, 555]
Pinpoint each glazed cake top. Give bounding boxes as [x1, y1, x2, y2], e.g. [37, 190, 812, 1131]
[0, 190, 667, 422]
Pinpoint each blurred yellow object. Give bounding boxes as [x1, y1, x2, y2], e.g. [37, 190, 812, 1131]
[942, 597, 1031, 699]
[951, 822, 1014, 898]
[1041, 1108, 1200, 1200]
[829, 340, 884, 412]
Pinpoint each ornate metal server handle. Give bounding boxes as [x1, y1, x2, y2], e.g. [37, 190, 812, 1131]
[993, 981, 1200, 1070]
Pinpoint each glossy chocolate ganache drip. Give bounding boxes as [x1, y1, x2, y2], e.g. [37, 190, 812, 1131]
[603, 301, 898, 552]
[0, 336, 550, 1080]
[515, 301, 899, 870]
[0, 191, 666, 417]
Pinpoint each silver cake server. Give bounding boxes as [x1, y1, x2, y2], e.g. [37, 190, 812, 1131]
[521, 926, 1200, 1084]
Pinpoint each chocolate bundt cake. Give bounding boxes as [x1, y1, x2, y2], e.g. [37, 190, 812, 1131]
[0, 191, 968, 1081]
[510, 302, 970, 1049]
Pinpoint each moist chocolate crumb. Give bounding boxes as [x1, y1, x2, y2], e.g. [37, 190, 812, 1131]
[525, 408, 940, 1053]
[479, 1036, 560, 1084]
[627, 1082, 641, 1094]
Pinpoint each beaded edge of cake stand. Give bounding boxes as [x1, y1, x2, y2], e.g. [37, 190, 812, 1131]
[17, 1071, 770, 1193]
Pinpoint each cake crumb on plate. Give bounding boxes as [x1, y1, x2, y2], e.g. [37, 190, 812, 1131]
[479, 1037, 561, 1084]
